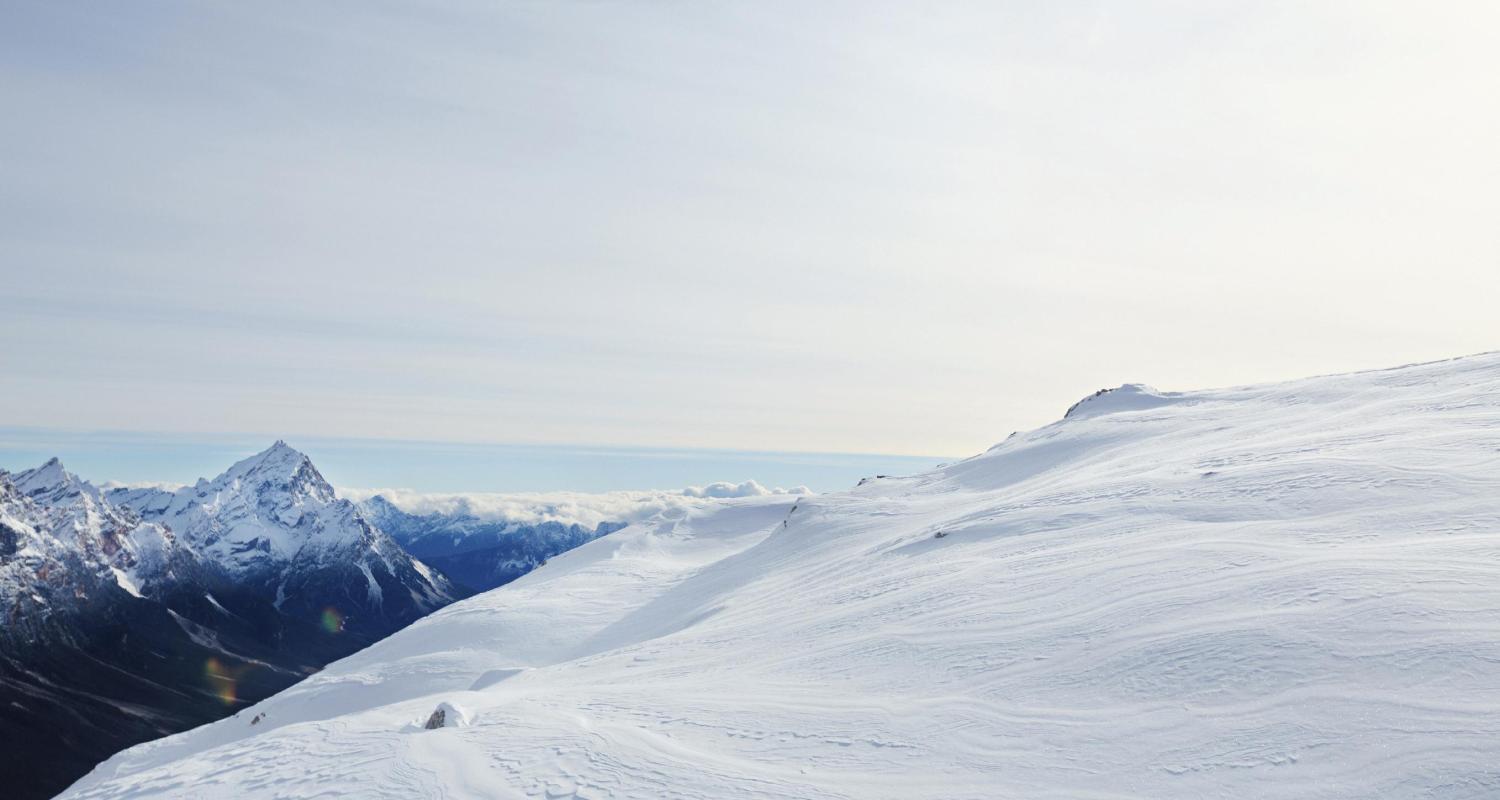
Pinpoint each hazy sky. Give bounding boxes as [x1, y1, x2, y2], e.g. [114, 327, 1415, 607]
[0, 427, 945, 493]
[3, 1, 1498, 464]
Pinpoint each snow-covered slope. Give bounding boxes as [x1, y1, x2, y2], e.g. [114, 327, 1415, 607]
[61, 354, 1500, 799]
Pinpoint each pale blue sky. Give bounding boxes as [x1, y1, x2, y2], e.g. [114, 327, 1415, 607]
[3, 2, 1498, 489]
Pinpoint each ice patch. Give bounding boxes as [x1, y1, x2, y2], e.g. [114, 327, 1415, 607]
[110, 567, 143, 598]
[205, 593, 233, 616]
[358, 562, 383, 606]
[167, 609, 221, 651]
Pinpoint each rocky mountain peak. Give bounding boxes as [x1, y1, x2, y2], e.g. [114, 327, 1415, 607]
[11, 457, 92, 503]
[216, 442, 334, 506]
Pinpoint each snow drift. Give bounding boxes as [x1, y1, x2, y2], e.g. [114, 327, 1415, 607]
[60, 354, 1500, 799]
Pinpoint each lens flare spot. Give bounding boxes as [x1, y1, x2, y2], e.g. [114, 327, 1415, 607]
[204, 657, 238, 706]
[321, 607, 344, 634]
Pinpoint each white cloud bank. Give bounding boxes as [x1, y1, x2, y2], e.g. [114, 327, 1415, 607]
[98, 480, 189, 492]
[681, 480, 808, 499]
[338, 482, 811, 530]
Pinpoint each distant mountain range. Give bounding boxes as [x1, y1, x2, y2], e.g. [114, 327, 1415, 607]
[358, 494, 624, 592]
[0, 442, 621, 800]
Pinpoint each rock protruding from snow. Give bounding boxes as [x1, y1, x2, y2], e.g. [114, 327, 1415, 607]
[421, 702, 468, 730]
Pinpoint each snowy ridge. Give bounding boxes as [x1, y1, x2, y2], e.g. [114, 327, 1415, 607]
[1062, 382, 1182, 419]
[3, 443, 454, 630]
[60, 353, 1500, 799]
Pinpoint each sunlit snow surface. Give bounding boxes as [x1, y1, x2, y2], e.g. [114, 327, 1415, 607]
[61, 355, 1500, 798]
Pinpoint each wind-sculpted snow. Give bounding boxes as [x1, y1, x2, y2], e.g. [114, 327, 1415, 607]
[61, 354, 1500, 799]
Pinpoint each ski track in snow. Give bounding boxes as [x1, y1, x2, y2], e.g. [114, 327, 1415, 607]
[60, 354, 1500, 799]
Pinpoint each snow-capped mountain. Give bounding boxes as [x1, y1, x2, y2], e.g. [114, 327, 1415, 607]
[1, 443, 462, 800]
[0, 458, 210, 653]
[1, 463, 117, 635]
[2, 458, 192, 610]
[0, 464, 285, 800]
[58, 353, 1500, 799]
[359, 494, 625, 591]
[108, 442, 457, 636]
